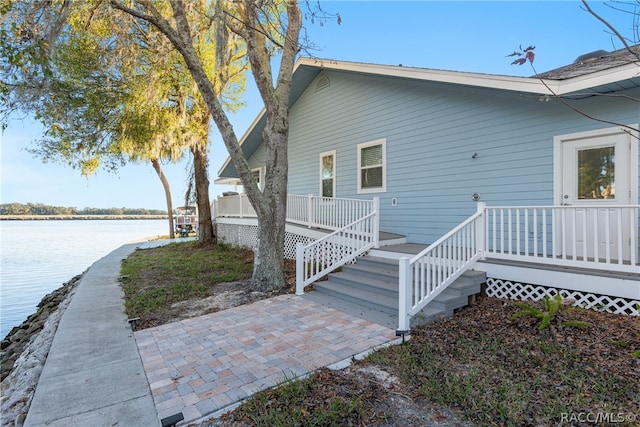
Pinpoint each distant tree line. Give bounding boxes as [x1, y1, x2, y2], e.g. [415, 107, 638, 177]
[0, 203, 167, 216]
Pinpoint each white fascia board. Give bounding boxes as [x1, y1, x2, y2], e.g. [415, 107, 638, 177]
[298, 57, 639, 96]
[213, 177, 241, 185]
[216, 106, 267, 177]
[297, 58, 550, 94]
[554, 63, 640, 95]
[216, 58, 639, 178]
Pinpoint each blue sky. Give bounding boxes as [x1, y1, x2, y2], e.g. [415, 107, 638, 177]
[0, 1, 634, 210]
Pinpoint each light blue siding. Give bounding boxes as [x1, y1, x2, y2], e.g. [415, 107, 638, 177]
[247, 70, 640, 244]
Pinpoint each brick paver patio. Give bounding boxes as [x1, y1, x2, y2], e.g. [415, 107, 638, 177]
[135, 294, 396, 424]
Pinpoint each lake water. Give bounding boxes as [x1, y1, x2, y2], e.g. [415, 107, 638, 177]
[0, 219, 170, 338]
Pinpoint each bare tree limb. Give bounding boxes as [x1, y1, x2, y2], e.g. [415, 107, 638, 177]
[582, 0, 640, 61]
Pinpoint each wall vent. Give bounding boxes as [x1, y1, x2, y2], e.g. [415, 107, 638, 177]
[314, 75, 330, 92]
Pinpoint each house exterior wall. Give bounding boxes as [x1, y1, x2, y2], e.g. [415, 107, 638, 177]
[246, 70, 639, 244]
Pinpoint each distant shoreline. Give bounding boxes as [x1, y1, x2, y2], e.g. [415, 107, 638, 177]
[0, 215, 169, 220]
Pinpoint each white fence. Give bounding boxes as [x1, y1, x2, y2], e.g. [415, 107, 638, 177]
[397, 208, 485, 333]
[397, 203, 640, 333]
[214, 193, 375, 231]
[296, 210, 379, 294]
[213, 193, 257, 218]
[483, 205, 639, 273]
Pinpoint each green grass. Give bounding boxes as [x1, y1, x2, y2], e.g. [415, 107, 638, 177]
[120, 241, 253, 319]
[361, 310, 639, 427]
[119, 243, 639, 426]
[222, 300, 639, 427]
[232, 372, 367, 427]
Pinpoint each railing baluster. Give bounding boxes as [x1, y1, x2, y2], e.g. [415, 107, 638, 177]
[524, 209, 529, 256]
[499, 209, 504, 254]
[507, 209, 512, 255]
[542, 208, 547, 258]
[516, 209, 521, 257]
[616, 208, 622, 265]
[581, 208, 588, 262]
[419, 259, 426, 301]
[605, 208, 611, 264]
[570, 209, 577, 260]
[492, 210, 497, 254]
[533, 209, 538, 257]
[630, 207, 638, 266]
[591, 209, 598, 262]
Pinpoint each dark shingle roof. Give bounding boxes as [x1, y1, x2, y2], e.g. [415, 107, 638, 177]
[536, 45, 640, 80]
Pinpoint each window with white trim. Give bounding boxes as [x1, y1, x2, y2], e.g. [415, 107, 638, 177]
[236, 168, 263, 193]
[252, 167, 263, 191]
[357, 139, 386, 193]
[319, 150, 336, 198]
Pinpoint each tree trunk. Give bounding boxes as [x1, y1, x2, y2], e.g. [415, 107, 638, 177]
[250, 110, 288, 292]
[109, 0, 301, 289]
[151, 158, 175, 239]
[191, 141, 215, 244]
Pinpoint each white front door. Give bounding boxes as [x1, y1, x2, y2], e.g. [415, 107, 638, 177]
[554, 126, 638, 262]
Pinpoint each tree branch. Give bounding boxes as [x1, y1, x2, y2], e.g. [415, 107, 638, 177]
[581, 0, 640, 62]
[536, 71, 639, 137]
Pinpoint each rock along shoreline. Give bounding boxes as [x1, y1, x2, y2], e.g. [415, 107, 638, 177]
[0, 274, 82, 427]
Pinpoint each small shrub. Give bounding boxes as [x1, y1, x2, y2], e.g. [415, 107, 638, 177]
[509, 294, 589, 331]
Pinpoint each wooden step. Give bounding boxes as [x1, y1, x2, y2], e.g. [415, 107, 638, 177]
[325, 271, 397, 298]
[427, 289, 470, 312]
[314, 254, 486, 330]
[313, 280, 399, 314]
[342, 259, 399, 282]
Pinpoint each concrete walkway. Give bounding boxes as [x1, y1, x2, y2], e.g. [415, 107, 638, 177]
[24, 240, 172, 427]
[25, 238, 398, 426]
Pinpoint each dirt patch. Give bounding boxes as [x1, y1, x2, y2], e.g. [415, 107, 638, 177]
[129, 257, 299, 330]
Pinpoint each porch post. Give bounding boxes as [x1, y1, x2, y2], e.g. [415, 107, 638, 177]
[372, 197, 380, 248]
[307, 194, 313, 228]
[239, 194, 244, 219]
[397, 257, 412, 335]
[476, 202, 486, 259]
[295, 242, 305, 295]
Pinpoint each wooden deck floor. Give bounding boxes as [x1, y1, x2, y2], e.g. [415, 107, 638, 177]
[371, 243, 639, 282]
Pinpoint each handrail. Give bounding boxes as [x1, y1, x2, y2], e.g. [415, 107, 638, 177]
[397, 208, 485, 334]
[483, 205, 639, 273]
[397, 203, 640, 334]
[296, 212, 377, 295]
[214, 193, 375, 231]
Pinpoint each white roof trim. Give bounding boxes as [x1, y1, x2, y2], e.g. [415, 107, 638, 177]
[217, 57, 639, 177]
[299, 58, 552, 94]
[550, 62, 640, 94]
[216, 105, 267, 177]
[298, 57, 640, 96]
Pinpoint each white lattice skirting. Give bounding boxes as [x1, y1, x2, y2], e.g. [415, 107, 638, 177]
[486, 278, 640, 316]
[216, 223, 313, 260]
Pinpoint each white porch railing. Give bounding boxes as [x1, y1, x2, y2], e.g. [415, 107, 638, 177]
[295, 206, 379, 295]
[397, 206, 485, 334]
[213, 193, 257, 218]
[397, 203, 639, 334]
[288, 194, 375, 230]
[214, 193, 375, 231]
[484, 205, 639, 273]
